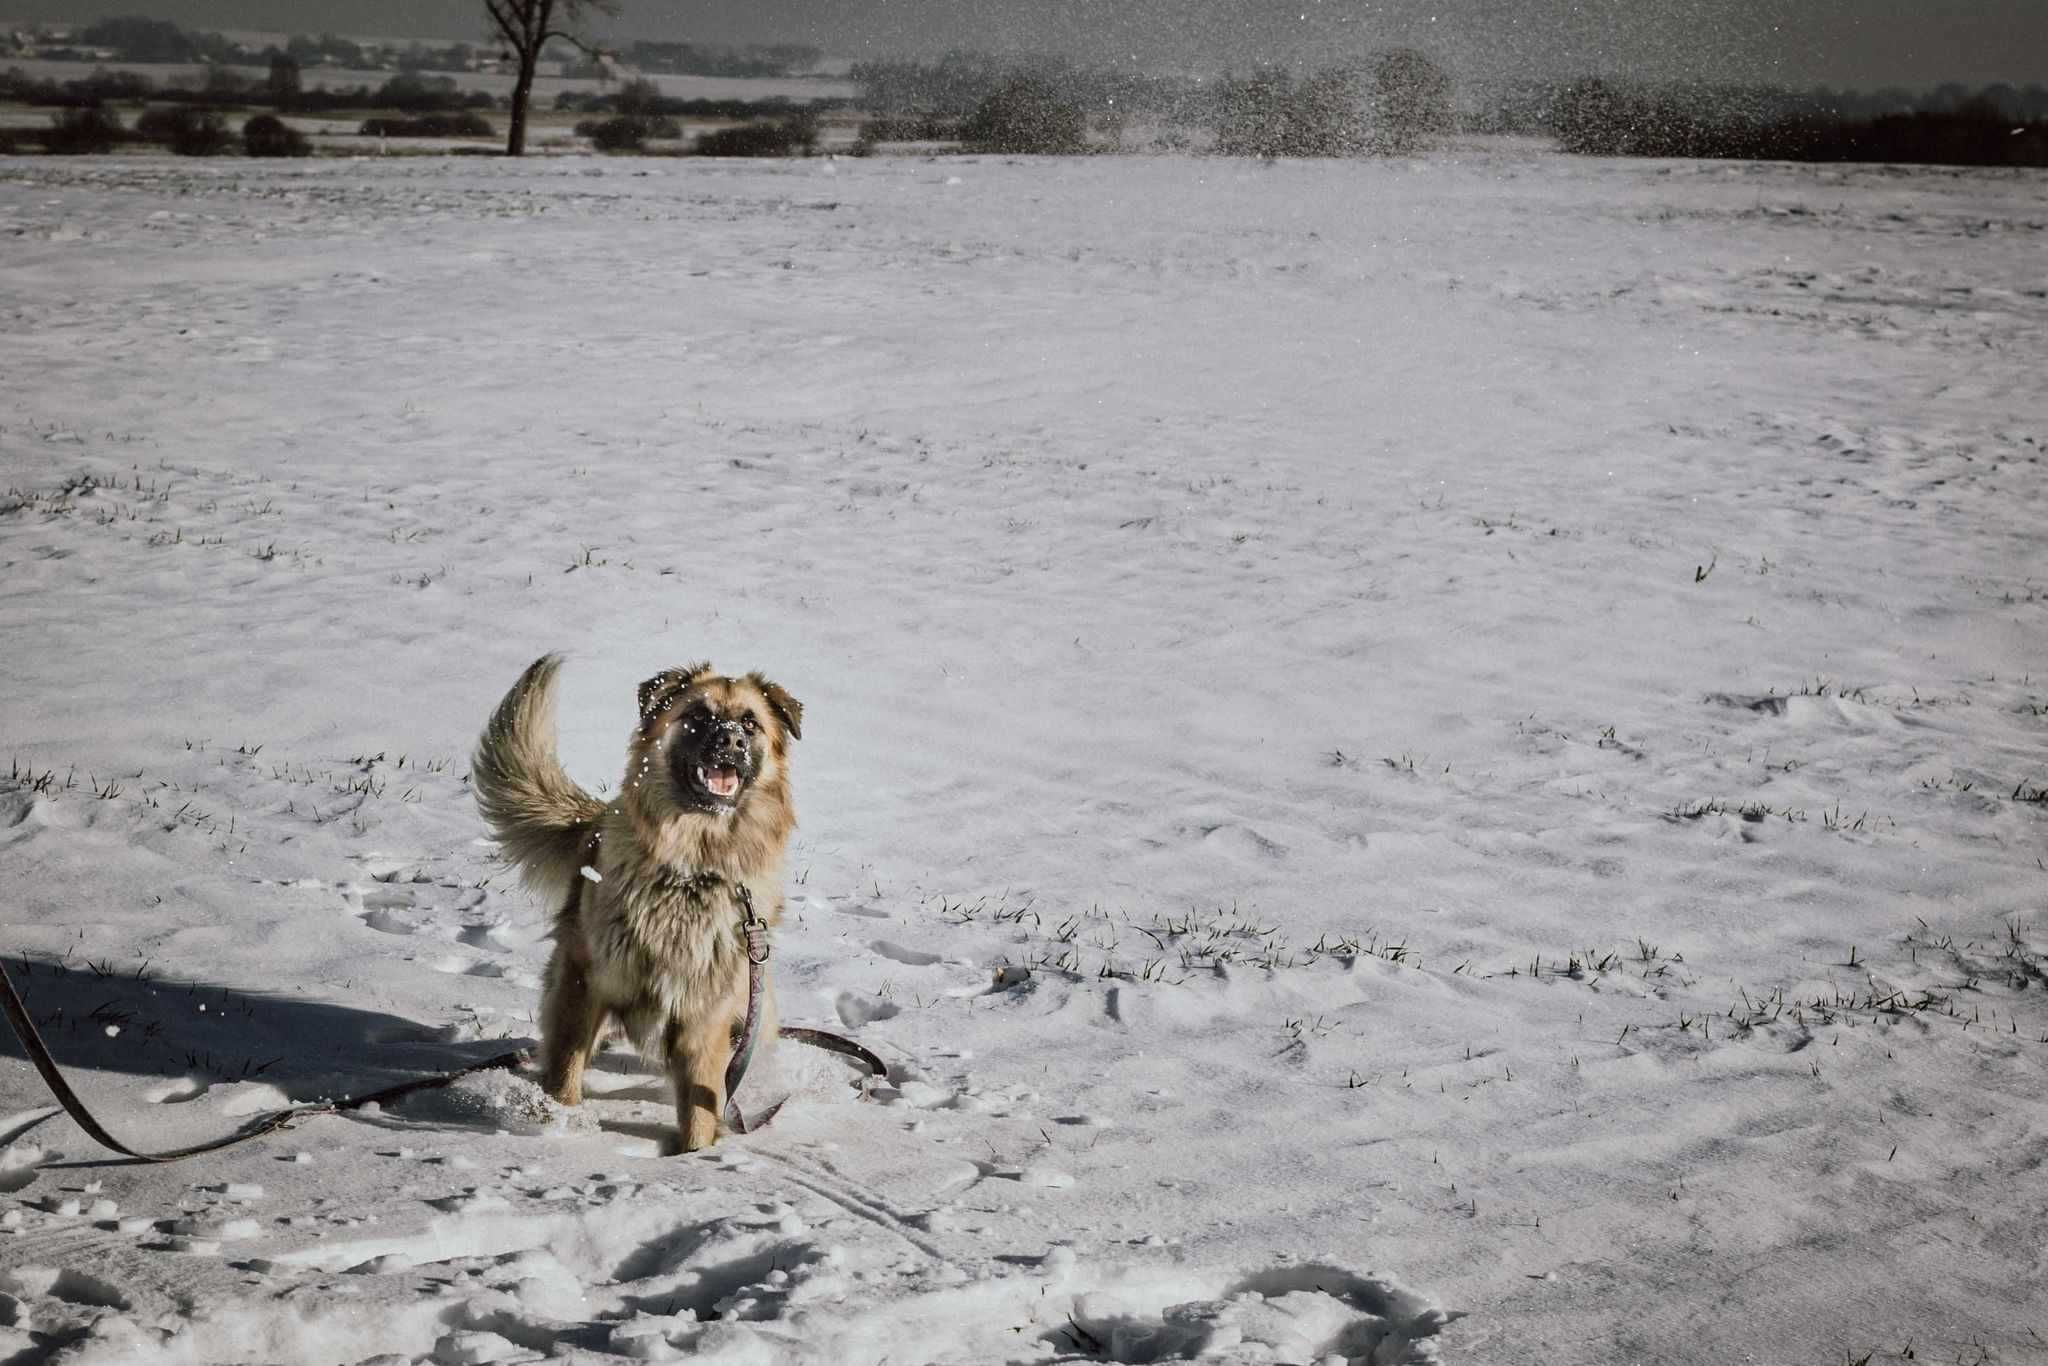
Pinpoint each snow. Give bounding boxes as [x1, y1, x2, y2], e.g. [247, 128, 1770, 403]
[0, 145, 2044, 1365]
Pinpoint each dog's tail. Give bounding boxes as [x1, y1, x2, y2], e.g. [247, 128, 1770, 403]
[473, 654, 606, 907]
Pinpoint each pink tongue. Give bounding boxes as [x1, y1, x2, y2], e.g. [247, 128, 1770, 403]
[706, 768, 740, 798]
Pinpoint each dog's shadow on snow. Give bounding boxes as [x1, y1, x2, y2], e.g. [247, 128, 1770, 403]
[0, 955, 531, 1143]
[0, 959, 800, 1166]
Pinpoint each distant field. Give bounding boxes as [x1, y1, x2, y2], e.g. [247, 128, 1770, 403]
[0, 57, 857, 104]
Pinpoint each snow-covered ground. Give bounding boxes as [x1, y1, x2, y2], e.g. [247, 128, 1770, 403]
[0, 147, 2043, 1365]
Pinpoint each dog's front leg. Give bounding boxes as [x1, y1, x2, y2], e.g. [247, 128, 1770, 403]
[540, 940, 606, 1107]
[667, 1011, 735, 1152]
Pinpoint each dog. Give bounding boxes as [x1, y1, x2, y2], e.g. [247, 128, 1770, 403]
[472, 654, 802, 1151]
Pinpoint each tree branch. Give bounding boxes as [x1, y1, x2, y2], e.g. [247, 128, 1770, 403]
[541, 28, 608, 58]
[542, 0, 621, 57]
[482, 0, 521, 48]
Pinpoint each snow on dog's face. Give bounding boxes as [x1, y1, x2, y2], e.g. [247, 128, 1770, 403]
[633, 664, 803, 817]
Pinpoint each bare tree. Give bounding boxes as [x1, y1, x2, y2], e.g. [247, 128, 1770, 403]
[484, 0, 619, 156]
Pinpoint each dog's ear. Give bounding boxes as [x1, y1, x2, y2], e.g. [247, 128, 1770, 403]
[748, 675, 803, 742]
[638, 662, 710, 726]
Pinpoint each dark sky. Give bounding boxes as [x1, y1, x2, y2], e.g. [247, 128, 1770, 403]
[6, 0, 2044, 89]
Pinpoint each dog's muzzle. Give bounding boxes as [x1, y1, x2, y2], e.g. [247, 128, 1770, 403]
[693, 722, 752, 803]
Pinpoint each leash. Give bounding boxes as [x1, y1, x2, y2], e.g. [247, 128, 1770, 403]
[0, 954, 527, 1164]
[723, 884, 892, 1134]
[723, 885, 777, 1133]
[2, 878, 889, 1160]
[579, 834, 891, 1132]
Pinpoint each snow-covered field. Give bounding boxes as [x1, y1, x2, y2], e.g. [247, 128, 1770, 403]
[0, 147, 2043, 1365]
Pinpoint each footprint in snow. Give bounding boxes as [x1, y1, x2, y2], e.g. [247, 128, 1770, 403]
[944, 963, 1035, 999]
[457, 923, 523, 952]
[1196, 823, 1288, 860]
[831, 899, 891, 919]
[1056, 1261, 1448, 1365]
[361, 905, 427, 936]
[0, 1142, 54, 1193]
[143, 1078, 208, 1105]
[425, 954, 540, 987]
[870, 940, 943, 967]
[834, 991, 901, 1028]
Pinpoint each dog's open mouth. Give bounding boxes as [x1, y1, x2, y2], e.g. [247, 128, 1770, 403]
[696, 765, 742, 802]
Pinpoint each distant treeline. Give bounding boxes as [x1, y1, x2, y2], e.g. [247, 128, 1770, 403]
[847, 55, 2048, 166]
[567, 41, 823, 80]
[13, 16, 472, 73]
[0, 65, 496, 113]
[11, 25, 2046, 168]
[31, 16, 247, 65]
[854, 53, 1203, 122]
[1549, 79, 2048, 167]
[849, 51, 1454, 155]
[552, 78, 844, 120]
[0, 104, 313, 156]
[1469, 76, 2048, 135]
[9, 16, 823, 80]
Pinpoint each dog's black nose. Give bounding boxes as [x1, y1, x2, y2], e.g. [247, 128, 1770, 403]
[709, 722, 750, 764]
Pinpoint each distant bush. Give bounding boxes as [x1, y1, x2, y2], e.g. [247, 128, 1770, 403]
[1372, 49, 1454, 153]
[44, 106, 126, 154]
[579, 116, 641, 152]
[575, 114, 682, 151]
[1551, 79, 1633, 154]
[169, 109, 233, 156]
[359, 112, 495, 138]
[132, 106, 177, 140]
[1291, 68, 1369, 155]
[1215, 68, 1292, 157]
[694, 112, 818, 157]
[1217, 66, 1367, 157]
[135, 105, 233, 155]
[1214, 57, 1454, 157]
[611, 78, 666, 118]
[960, 74, 1088, 154]
[372, 72, 472, 113]
[242, 113, 311, 157]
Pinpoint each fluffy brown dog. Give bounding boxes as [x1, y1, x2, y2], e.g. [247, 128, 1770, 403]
[472, 654, 802, 1151]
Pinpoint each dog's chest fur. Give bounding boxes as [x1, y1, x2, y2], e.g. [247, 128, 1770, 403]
[580, 841, 756, 1034]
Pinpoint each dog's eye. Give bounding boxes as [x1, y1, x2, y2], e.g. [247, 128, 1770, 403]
[739, 714, 759, 734]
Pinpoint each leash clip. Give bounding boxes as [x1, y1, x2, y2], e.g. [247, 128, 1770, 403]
[736, 885, 771, 964]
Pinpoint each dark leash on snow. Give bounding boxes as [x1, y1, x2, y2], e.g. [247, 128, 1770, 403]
[0, 953, 528, 1163]
[724, 883, 890, 1133]
[0, 896, 888, 1163]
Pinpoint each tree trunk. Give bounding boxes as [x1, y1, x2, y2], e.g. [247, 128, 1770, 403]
[507, 47, 538, 155]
